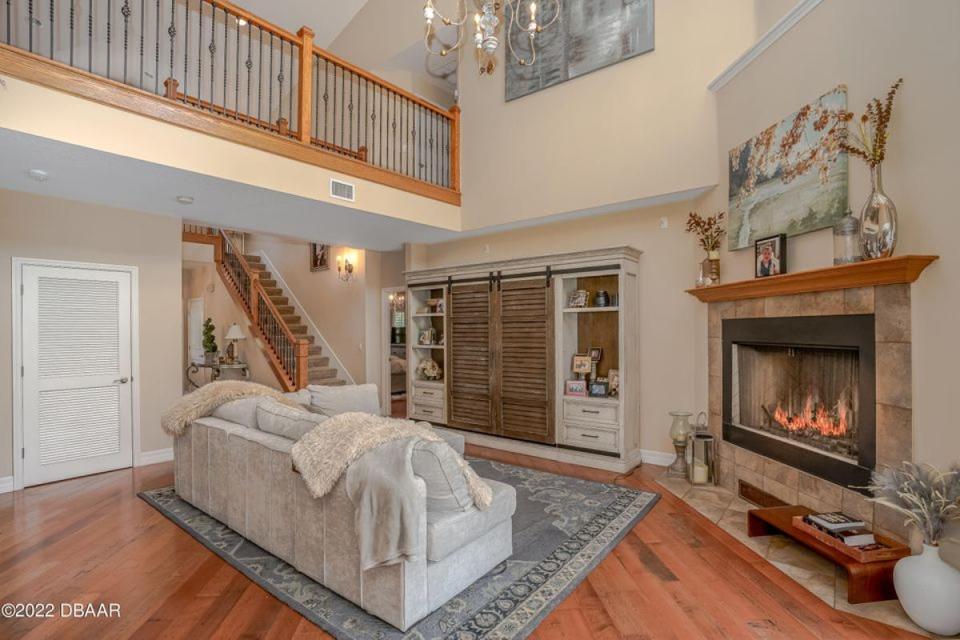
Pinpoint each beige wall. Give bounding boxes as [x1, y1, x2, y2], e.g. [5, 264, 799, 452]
[456, 0, 757, 230]
[181, 261, 279, 389]
[754, 0, 797, 35]
[0, 189, 182, 477]
[422, 201, 702, 455]
[693, 0, 960, 469]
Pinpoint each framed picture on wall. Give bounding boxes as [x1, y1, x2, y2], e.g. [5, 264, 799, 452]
[755, 234, 787, 278]
[310, 243, 330, 272]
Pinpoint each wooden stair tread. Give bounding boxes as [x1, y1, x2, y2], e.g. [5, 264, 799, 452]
[309, 378, 346, 386]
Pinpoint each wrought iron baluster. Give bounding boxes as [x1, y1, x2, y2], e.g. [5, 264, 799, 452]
[323, 57, 329, 143]
[233, 13, 238, 113]
[312, 54, 319, 141]
[289, 42, 294, 130]
[347, 70, 354, 152]
[278, 38, 284, 129]
[154, 0, 159, 94]
[392, 92, 398, 171]
[88, 0, 93, 71]
[332, 62, 338, 147]
[268, 33, 274, 126]
[184, 0, 189, 98]
[69, 0, 74, 65]
[257, 27, 263, 123]
[168, 0, 175, 88]
[122, 0, 130, 82]
[6, 0, 11, 45]
[208, 3, 215, 108]
[139, 0, 145, 88]
[106, 0, 112, 78]
[28, 0, 33, 52]
[378, 84, 383, 167]
[49, 0, 54, 60]
[197, 0, 203, 100]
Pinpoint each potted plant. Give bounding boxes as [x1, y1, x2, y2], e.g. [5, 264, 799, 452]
[867, 462, 960, 635]
[686, 211, 726, 284]
[202, 318, 219, 365]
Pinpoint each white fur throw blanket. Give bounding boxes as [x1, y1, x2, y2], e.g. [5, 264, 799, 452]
[292, 412, 493, 510]
[161, 381, 300, 437]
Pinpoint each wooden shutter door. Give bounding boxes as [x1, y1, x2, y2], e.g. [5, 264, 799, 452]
[497, 279, 555, 444]
[447, 283, 494, 432]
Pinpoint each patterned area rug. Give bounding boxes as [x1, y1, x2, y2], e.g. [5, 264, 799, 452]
[140, 458, 659, 639]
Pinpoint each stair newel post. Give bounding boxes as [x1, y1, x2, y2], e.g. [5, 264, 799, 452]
[296, 26, 315, 145]
[295, 338, 310, 390]
[249, 270, 260, 323]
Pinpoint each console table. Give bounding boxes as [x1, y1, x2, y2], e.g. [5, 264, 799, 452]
[747, 505, 909, 604]
[185, 362, 250, 389]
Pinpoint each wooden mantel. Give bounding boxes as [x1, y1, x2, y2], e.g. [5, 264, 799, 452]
[686, 255, 938, 303]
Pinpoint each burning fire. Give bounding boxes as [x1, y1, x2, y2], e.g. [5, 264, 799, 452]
[772, 394, 848, 438]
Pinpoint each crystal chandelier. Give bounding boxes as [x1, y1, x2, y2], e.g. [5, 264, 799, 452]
[423, 1, 561, 75]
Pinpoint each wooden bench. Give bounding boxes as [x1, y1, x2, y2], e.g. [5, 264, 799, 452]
[747, 505, 909, 604]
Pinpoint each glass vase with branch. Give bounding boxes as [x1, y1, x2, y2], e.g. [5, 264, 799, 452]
[686, 211, 726, 285]
[838, 78, 904, 259]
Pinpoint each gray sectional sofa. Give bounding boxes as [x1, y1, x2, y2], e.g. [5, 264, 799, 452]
[173, 387, 516, 631]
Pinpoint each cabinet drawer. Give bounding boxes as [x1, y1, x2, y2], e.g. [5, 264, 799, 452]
[412, 385, 444, 407]
[410, 402, 446, 423]
[563, 400, 619, 426]
[563, 423, 619, 453]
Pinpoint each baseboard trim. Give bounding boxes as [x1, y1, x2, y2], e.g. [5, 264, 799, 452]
[708, 0, 824, 92]
[0, 476, 13, 494]
[640, 449, 676, 467]
[137, 448, 174, 466]
[458, 430, 641, 474]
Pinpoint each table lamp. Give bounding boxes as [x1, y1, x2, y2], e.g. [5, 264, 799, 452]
[225, 323, 245, 364]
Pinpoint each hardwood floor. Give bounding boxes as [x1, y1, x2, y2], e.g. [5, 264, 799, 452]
[0, 447, 921, 640]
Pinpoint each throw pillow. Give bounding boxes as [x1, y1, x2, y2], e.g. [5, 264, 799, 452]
[257, 398, 327, 441]
[411, 439, 472, 512]
[307, 383, 381, 417]
[211, 397, 261, 429]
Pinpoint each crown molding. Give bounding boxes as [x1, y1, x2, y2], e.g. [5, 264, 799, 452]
[708, 0, 824, 93]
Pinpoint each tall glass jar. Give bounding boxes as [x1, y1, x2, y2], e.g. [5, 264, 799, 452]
[859, 164, 898, 259]
[833, 209, 862, 265]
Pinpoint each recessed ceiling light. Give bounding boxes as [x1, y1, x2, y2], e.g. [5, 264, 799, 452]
[176, 195, 194, 205]
[27, 169, 49, 182]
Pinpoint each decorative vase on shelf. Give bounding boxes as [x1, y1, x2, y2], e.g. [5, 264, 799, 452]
[707, 251, 721, 283]
[859, 164, 898, 260]
[894, 544, 960, 636]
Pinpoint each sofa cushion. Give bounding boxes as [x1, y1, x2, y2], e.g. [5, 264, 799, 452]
[192, 416, 250, 435]
[211, 398, 261, 428]
[257, 399, 326, 441]
[307, 383, 381, 417]
[229, 424, 296, 453]
[425, 479, 516, 562]
[284, 389, 312, 407]
[412, 440, 472, 512]
[432, 427, 465, 456]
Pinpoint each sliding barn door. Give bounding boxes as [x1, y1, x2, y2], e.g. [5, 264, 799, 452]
[447, 283, 494, 432]
[497, 279, 555, 444]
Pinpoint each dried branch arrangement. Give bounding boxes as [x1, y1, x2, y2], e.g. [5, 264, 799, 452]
[839, 78, 904, 167]
[866, 461, 960, 546]
[685, 211, 726, 253]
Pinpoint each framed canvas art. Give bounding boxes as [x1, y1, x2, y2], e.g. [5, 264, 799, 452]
[728, 86, 849, 250]
[310, 243, 329, 272]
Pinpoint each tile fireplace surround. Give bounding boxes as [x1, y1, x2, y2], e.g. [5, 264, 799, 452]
[696, 256, 939, 544]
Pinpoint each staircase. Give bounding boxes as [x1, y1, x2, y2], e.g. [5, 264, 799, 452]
[184, 225, 345, 391]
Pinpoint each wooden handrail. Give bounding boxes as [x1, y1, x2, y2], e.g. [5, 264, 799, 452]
[312, 45, 454, 119]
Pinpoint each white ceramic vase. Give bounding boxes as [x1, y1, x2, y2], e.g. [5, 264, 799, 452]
[894, 544, 960, 636]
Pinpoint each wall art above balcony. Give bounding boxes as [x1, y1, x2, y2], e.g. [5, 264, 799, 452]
[505, 0, 655, 101]
[728, 86, 850, 250]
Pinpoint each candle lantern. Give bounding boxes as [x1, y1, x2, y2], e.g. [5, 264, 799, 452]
[666, 411, 693, 478]
[688, 421, 717, 486]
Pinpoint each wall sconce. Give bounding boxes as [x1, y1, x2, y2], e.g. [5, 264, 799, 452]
[336, 251, 357, 282]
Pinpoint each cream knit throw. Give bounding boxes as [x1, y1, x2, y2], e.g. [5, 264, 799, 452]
[161, 381, 301, 437]
[292, 412, 493, 510]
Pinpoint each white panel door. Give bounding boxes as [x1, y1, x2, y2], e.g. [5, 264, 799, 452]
[187, 298, 205, 364]
[21, 265, 134, 486]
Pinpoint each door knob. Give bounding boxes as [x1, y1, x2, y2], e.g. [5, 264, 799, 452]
[114, 377, 129, 384]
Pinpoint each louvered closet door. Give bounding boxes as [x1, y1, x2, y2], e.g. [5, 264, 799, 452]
[498, 279, 555, 444]
[21, 265, 133, 486]
[448, 283, 494, 432]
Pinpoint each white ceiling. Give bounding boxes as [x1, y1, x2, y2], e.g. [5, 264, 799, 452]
[238, 0, 371, 48]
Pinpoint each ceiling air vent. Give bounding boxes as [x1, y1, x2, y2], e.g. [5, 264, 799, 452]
[330, 179, 356, 202]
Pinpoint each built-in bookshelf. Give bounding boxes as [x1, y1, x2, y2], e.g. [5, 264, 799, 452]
[406, 284, 447, 423]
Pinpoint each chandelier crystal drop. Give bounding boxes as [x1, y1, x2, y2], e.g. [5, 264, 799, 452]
[423, 0, 561, 76]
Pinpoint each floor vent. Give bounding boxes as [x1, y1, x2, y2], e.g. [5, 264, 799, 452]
[330, 179, 356, 202]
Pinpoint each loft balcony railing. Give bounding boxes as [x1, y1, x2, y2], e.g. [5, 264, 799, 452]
[0, 0, 460, 201]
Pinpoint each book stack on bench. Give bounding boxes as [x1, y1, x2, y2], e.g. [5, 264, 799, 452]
[792, 511, 905, 562]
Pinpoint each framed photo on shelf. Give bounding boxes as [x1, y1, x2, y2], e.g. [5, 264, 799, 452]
[755, 234, 787, 278]
[589, 381, 609, 397]
[572, 354, 592, 376]
[608, 369, 620, 395]
[566, 289, 589, 308]
[565, 379, 587, 397]
[588, 347, 603, 362]
[310, 243, 329, 272]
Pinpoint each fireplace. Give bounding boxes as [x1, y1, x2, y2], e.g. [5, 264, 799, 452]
[723, 315, 876, 488]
